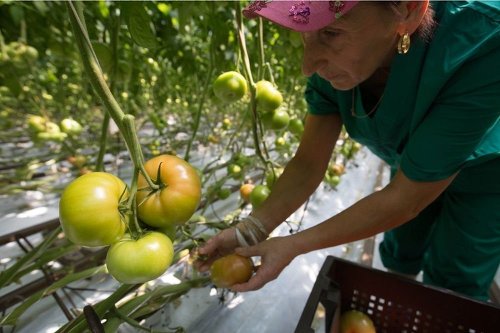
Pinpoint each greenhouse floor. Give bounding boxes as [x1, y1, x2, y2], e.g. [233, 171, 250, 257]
[1, 148, 498, 333]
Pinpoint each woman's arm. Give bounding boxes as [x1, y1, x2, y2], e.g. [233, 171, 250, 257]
[252, 113, 343, 233]
[195, 113, 342, 271]
[233, 168, 457, 291]
[291, 168, 457, 254]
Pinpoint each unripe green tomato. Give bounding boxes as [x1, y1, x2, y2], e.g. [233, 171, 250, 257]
[250, 185, 271, 209]
[255, 80, 283, 112]
[27, 115, 47, 132]
[60, 118, 83, 136]
[261, 109, 290, 130]
[106, 232, 174, 284]
[59, 172, 128, 247]
[288, 118, 305, 137]
[213, 71, 248, 103]
[227, 164, 243, 179]
[217, 188, 232, 200]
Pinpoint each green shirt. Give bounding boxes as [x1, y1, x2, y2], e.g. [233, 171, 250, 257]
[305, 1, 500, 182]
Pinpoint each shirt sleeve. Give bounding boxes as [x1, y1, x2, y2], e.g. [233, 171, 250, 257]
[400, 46, 500, 181]
[305, 74, 340, 115]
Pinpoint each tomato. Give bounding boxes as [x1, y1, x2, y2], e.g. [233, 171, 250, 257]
[250, 184, 271, 208]
[210, 254, 254, 288]
[329, 163, 345, 176]
[255, 80, 283, 112]
[60, 118, 83, 136]
[239, 183, 255, 203]
[288, 118, 305, 137]
[106, 232, 174, 284]
[217, 187, 231, 200]
[213, 71, 248, 103]
[136, 155, 201, 228]
[67, 155, 87, 169]
[261, 109, 290, 130]
[222, 117, 232, 130]
[227, 163, 243, 179]
[27, 115, 47, 132]
[59, 172, 128, 247]
[339, 310, 376, 333]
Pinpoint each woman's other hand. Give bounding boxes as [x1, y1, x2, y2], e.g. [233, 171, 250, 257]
[193, 228, 239, 272]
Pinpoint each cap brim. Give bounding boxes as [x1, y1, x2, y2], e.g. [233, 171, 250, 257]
[243, 1, 359, 32]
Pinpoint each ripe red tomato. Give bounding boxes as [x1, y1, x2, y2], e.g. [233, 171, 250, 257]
[261, 109, 290, 130]
[136, 155, 201, 228]
[339, 310, 376, 333]
[210, 254, 254, 288]
[255, 80, 283, 112]
[106, 232, 174, 284]
[250, 184, 271, 208]
[59, 172, 128, 247]
[213, 71, 248, 103]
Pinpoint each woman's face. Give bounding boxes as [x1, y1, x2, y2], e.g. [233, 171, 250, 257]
[301, 3, 401, 90]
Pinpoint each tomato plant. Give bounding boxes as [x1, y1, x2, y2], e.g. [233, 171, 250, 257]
[339, 310, 376, 333]
[59, 172, 128, 247]
[250, 184, 271, 208]
[106, 232, 174, 284]
[210, 254, 254, 288]
[213, 71, 248, 103]
[255, 80, 283, 112]
[136, 155, 202, 228]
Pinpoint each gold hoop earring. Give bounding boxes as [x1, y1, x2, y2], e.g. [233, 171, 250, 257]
[397, 32, 411, 54]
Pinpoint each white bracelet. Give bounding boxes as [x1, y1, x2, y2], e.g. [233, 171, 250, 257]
[234, 215, 269, 247]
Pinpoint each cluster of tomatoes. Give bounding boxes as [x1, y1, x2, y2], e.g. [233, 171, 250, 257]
[59, 155, 202, 284]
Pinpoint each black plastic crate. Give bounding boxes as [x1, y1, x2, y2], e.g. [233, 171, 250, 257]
[296, 256, 500, 333]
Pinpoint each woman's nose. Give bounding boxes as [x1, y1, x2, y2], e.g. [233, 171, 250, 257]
[301, 38, 327, 77]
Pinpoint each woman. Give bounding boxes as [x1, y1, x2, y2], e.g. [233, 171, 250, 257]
[196, 1, 500, 301]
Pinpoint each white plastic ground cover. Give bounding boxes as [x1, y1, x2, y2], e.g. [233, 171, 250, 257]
[0, 147, 385, 332]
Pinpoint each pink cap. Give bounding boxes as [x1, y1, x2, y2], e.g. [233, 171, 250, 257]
[243, 1, 359, 32]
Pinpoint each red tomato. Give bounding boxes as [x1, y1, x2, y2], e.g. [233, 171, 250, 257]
[136, 155, 201, 228]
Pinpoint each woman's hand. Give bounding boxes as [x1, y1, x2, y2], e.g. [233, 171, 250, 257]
[193, 227, 239, 272]
[230, 236, 299, 292]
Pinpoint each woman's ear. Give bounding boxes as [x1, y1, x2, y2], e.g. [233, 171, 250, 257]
[396, 0, 429, 35]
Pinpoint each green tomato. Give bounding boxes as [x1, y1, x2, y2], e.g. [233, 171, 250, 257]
[227, 163, 243, 179]
[255, 80, 283, 112]
[106, 232, 174, 284]
[288, 118, 305, 137]
[250, 184, 271, 209]
[261, 109, 290, 131]
[60, 118, 83, 136]
[59, 172, 128, 247]
[27, 115, 47, 133]
[217, 188, 232, 200]
[213, 71, 248, 103]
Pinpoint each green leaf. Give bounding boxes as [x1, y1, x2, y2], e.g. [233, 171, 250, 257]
[122, 2, 157, 49]
[0, 265, 107, 326]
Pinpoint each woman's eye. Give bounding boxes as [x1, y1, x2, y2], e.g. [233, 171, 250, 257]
[322, 30, 339, 38]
